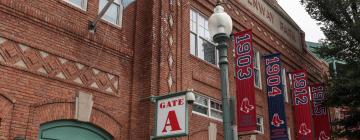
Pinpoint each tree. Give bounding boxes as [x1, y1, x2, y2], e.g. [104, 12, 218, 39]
[300, 0, 360, 139]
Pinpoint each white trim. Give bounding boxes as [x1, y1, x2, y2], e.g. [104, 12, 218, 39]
[282, 68, 289, 103]
[255, 115, 264, 134]
[192, 111, 223, 122]
[192, 110, 209, 117]
[254, 49, 262, 89]
[287, 127, 292, 140]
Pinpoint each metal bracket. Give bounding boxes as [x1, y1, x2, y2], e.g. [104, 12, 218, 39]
[88, 0, 115, 33]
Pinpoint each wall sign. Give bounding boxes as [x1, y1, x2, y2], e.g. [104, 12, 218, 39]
[236, 0, 302, 50]
[154, 92, 188, 139]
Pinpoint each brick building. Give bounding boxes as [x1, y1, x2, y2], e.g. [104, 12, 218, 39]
[0, 0, 328, 140]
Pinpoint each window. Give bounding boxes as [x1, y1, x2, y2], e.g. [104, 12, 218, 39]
[122, 0, 135, 7]
[99, 0, 123, 26]
[256, 116, 264, 133]
[282, 68, 289, 102]
[254, 49, 261, 88]
[64, 0, 88, 10]
[210, 100, 222, 119]
[287, 127, 292, 140]
[190, 9, 218, 65]
[193, 94, 223, 120]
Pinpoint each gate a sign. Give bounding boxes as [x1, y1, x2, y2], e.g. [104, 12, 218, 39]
[154, 92, 188, 139]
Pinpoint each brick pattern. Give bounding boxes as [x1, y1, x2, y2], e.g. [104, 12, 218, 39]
[0, 0, 329, 140]
[0, 94, 14, 139]
[167, 1, 175, 92]
[0, 37, 119, 95]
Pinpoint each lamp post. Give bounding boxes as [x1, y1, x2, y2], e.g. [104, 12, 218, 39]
[208, 2, 233, 140]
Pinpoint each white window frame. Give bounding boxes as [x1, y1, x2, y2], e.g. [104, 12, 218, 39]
[282, 68, 289, 103]
[308, 86, 312, 101]
[288, 73, 292, 87]
[190, 9, 219, 66]
[64, 0, 88, 11]
[192, 94, 223, 121]
[99, 0, 124, 27]
[256, 115, 264, 134]
[254, 49, 262, 89]
[287, 127, 292, 140]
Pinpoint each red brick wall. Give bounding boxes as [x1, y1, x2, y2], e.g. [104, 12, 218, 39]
[0, 0, 136, 139]
[0, 0, 328, 140]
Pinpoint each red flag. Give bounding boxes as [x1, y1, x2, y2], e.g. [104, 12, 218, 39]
[310, 84, 331, 140]
[234, 30, 256, 132]
[290, 70, 314, 140]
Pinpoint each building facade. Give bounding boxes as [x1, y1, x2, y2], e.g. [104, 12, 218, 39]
[0, 0, 328, 140]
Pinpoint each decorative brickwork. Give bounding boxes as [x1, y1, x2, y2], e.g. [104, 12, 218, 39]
[167, 1, 176, 92]
[0, 37, 119, 95]
[0, 0, 328, 139]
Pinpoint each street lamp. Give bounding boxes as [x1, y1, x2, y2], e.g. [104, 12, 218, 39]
[208, 2, 233, 140]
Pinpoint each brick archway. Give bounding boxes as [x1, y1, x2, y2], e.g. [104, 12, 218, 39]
[26, 99, 122, 140]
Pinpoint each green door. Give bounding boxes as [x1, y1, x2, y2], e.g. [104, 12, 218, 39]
[39, 120, 112, 140]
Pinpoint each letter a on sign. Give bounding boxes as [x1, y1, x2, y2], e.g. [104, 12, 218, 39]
[162, 110, 181, 132]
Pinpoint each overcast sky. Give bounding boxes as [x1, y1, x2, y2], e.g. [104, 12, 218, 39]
[277, 0, 325, 43]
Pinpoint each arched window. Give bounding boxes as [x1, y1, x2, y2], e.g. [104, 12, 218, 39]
[39, 120, 112, 140]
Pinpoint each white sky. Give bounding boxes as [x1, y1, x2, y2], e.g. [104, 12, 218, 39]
[277, 0, 325, 43]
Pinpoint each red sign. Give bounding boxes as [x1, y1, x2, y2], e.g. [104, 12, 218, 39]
[234, 30, 257, 132]
[310, 84, 331, 140]
[291, 70, 314, 140]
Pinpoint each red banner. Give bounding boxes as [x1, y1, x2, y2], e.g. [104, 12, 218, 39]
[310, 84, 331, 140]
[234, 30, 256, 132]
[290, 70, 314, 140]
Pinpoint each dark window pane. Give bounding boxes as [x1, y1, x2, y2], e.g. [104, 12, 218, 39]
[202, 39, 216, 64]
[193, 104, 208, 115]
[210, 101, 222, 111]
[195, 95, 208, 105]
[211, 110, 222, 119]
[254, 69, 260, 87]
